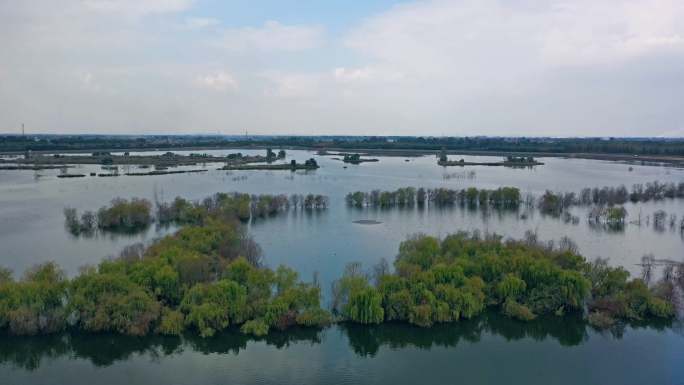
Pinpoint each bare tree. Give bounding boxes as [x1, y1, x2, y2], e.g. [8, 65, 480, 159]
[368, 258, 390, 287]
[557, 236, 579, 254]
[523, 228, 540, 247]
[63, 206, 78, 224]
[653, 210, 667, 227]
[640, 254, 655, 286]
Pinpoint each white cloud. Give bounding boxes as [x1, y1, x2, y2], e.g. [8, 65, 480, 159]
[78, 72, 93, 84]
[262, 72, 321, 98]
[85, 0, 199, 16]
[211, 21, 324, 51]
[183, 16, 219, 29]
[657, 126, 684, 138]
[343, 0, 684, 94]
[194, 72, 238, 92]
[333, 66, 406, 83]
[75, 71, 103, 93]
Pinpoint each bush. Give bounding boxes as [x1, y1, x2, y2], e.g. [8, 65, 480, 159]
[501, 300, 536, 321]
[585, 311, 614, 328]
[241, 318, 269, 337]
[157, 308, 184, 335]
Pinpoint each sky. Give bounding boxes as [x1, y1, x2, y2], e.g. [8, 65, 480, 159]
[1, 0, 684, 137]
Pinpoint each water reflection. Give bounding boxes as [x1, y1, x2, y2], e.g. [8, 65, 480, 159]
[0, 311, 674, 372]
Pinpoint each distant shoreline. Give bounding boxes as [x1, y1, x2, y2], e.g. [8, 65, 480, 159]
[2, 146, 683, 165]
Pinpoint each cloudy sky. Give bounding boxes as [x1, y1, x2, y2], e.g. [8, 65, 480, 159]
[1, 0, 683, 137]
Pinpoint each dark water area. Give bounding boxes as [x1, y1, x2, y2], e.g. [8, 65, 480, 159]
[1, 310, 682, 385]
[1, 149, 684, 382]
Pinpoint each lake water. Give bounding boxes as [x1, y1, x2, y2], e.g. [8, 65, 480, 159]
[1, 149, 683, 383]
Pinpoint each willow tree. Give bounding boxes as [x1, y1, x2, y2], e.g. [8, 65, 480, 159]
[345, 288, 384, 324]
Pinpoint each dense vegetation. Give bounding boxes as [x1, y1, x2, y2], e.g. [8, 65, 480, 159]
[6, 151, 265, 169]
[3, 135, 684, 158]
[0, 219, 331, 338]
[343, 182, 683, 231]
[327, 136, 684, 156]
[340, 153, 379, 164]
[0, 224, 679, 339]
[64, 192, 330, 234]
[331, 232, 679, 328]
[345, 187, 521, 206]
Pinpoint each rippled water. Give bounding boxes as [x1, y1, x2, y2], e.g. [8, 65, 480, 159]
[1, 150, 683, 383]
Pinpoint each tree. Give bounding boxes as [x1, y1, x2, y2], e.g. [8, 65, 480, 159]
[278, 149, 286, 158]
[604, 207, 627, 223]
[345, 288, 384, 324]
[266, 148, 275, 159]
[439, 147, 447, 162]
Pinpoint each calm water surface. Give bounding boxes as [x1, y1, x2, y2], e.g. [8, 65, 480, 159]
[1, 150, 683, 383]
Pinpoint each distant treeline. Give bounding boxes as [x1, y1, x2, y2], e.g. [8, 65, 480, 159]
[344, 183, 684, 230]
[537, 180, 684, 219]
[330, 231, 679, 329]
[64, 192, 330, 233]
[345, 187, 521, 206]
[3, 136, 684, 157]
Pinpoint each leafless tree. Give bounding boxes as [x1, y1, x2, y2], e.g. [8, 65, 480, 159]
[368, 258, 390, 287]
[557, 236, 579, 254]
[653, 210, 667, 227]
[63, 206, 78, 224]
[80, 210, 96, 229]
[641, 254, 655, 286]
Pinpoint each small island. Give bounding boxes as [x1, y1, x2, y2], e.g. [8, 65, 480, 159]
[222, 158, 319, 171]
[438, 155, 544, 167]
[339, 153, 379, 164]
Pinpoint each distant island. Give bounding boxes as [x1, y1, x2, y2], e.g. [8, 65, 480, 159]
[438, 157, 544, 167]
[335, 153, 379, 164]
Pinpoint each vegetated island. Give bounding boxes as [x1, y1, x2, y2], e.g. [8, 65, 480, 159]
[222, 158, 319, 171]
[352, 220, 382, 225]
[438, 153, 544, 167]
[63, 191, 331, 236]
[0, 220, 679, 339]
[3, 151, 267, 170]
[335, 153, 379, 164]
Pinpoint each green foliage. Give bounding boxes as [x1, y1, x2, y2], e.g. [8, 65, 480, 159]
[68, 272, 161, 336]
[604, 207, 627, 223]
[241, 318, 269, 337]
[585, 311, 614, 328]
[498, 274, 526, 301]
[0, 267, 13, 284]
[180, 280, 248, 336]
[0, 263, 68, 335]
[296, 308, 333, 327]
[157, 308, 184, 335]
[330, 262, 369, 315]
[395, 235, 441, 272]
[501, 300, 536, 321]
[585, 257, 675, 320]
[345, 288, 384, 324]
